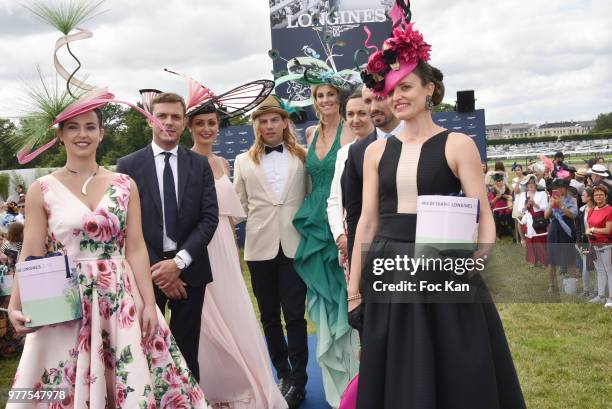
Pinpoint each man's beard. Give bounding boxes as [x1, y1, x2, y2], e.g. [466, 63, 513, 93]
[372, 111, 390, 128]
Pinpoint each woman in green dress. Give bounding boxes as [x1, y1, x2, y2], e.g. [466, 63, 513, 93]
[293, 83, 357, 407]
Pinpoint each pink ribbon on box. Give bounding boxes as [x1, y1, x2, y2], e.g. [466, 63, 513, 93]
[17, 88, 170, 164]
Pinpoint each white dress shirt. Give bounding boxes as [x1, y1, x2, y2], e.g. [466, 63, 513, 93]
[376, 121, 405, 140]
[151, 141, 192, 266]
[327, 141, 354, 243]
[518, 190, 549, 238]
[261, 144, 289, 197]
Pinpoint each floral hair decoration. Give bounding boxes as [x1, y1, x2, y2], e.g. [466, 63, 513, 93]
[361, 0, 431, 96]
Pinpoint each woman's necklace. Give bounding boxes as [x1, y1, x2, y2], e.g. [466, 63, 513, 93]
[65, 164, 100, 196]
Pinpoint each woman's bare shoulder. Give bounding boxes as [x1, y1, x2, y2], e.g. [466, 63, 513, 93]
[305, 125, 318, 144]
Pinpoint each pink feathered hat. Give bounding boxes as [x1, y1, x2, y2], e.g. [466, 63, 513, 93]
[361, 2, 431, 96]
[17, 87, 169, 165]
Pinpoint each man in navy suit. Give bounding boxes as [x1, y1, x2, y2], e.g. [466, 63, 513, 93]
[344, 85, 404, 259]
[116, 93, 218, 380]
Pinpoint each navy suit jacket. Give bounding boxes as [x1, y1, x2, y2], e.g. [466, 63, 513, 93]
[344, 130, 378, 259]
[116, 144, 219, 286]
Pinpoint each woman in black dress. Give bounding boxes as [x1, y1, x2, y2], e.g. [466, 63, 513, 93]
[348, 9, 526, 409]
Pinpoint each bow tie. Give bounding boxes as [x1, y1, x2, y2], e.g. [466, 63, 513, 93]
[265, 144, 283, 154]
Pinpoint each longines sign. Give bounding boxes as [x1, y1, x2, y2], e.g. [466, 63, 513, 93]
[283, 8, 388, 28]
[269, 0, 393, 112]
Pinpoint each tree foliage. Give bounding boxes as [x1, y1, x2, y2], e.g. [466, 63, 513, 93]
[0, 119, 20, 170]
[594, 112, 612, 132]
[433, 102, 456, 113]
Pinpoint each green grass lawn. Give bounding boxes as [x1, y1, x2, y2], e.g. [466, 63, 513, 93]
[2, 244, 611, 408]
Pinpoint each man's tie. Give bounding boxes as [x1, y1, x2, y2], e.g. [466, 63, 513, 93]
[265, 144, 284, 154]
[162, 152, 178, 242]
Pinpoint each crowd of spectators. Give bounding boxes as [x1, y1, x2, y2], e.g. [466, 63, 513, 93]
[485, 152, 612, 308]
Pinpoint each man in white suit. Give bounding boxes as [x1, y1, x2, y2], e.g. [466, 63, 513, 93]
[234, 95, 308, 408]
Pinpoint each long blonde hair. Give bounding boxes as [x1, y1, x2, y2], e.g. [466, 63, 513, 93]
[311, 84, 344, 136]
[249, 116, 306, 165]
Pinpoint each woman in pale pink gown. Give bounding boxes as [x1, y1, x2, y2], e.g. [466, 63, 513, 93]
[189, 104, 287, 409]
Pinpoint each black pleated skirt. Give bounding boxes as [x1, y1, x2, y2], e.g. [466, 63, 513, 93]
[356, 214, 526, 409]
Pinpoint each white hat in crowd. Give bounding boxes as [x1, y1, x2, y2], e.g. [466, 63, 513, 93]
[588, 164, 609, 177]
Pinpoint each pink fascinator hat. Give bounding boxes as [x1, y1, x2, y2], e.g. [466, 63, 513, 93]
[361, 1, 431, 96]
[14, 1, 169, 164]
[16, 87, 169, 165]
[164, 68, 274, 119]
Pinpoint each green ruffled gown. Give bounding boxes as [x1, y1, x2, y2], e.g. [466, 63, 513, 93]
[293, 123, 359, 407]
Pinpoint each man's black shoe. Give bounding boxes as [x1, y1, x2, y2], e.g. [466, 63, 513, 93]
[278, 378, 290, 396]
[283, 385, 306, 408]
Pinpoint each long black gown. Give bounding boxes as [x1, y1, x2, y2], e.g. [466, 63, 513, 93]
[356, 131, 526, 409]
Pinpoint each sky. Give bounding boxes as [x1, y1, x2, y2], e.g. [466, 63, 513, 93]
[0, 0, 610, 125]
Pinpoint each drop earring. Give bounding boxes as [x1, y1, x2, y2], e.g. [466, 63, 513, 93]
[425, 95, 434, 111]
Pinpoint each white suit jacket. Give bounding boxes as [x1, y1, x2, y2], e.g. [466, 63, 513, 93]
[233, 149, 307, 261]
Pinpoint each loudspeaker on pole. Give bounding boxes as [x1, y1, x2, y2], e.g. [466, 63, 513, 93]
[456, 90, 475, 113]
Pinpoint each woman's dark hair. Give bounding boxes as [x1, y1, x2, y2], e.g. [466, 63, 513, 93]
[343, 89, 365, 120]
[491, 173, 505, 182]
[6, 202, 19, 215]
[494, 161, 506, 172]
[583, 187, 595, 203]
[413, 60, 445, 105]
[7, 222, 23, 243]
[187, 104, 229, 128]
[58, 107, 104, 130]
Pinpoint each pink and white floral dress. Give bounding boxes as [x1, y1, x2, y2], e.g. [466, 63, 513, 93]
[9, 173, 209, 409]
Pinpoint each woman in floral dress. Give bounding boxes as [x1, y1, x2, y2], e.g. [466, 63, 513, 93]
[8, 98, 209, 408]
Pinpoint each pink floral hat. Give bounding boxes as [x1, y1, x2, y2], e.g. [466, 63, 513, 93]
[361, 1, 431, 96]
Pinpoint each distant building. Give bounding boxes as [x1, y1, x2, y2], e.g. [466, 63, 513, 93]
[537, 121, 595, 136]
[486, 120, 596, 140]
[486, 123, 537, 140]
